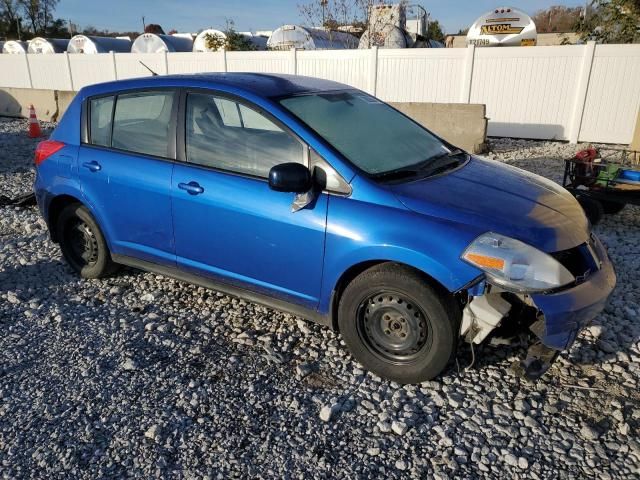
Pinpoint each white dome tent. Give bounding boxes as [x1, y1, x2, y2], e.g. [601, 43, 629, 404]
[67, 35, 132, 54]
[2, 40, 28, 54]
[193, 29, 268, 52]
[131, 33, 193, 53]
[267, 25, 358, 50]
[27, 37, 70, 54]
[192, 29, 227, 52]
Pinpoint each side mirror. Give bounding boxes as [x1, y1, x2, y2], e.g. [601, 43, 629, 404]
[268, 163, 312, 193]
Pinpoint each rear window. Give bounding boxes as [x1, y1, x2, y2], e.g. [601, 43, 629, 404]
[111, 91, 175, 158]
[89, 96, 114, 147]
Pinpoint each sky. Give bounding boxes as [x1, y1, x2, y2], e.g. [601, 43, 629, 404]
[55, 0, 588, 35]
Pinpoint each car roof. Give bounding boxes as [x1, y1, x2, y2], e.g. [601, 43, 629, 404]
[79, 73, 353, 99]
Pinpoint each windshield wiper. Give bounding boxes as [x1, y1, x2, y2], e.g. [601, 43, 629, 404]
[419, 149, 466, 177]
[372, 168, 421, 181]
[373, 149, 467, 182]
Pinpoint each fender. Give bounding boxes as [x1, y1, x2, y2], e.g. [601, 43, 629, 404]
[318, 244, 483, 314]
[40, 182, 116, 252]
[318, 192, 485, 314]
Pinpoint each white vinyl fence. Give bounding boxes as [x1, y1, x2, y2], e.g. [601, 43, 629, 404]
[1, 42, 640, 144]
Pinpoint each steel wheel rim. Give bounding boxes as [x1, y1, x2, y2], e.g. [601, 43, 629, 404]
[356, 292, 431, 363]
[65, 218, 99, 267]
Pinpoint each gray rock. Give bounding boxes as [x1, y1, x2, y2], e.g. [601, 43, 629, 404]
[395, 460, 407, 471]
[296, 362, 313, 378]
[6, 291, 20, 304]
[504, 453, 518, 467]
[296, 319, 312, 335]
[140, 293, 154, 302]
[580, 425, 601, 441]
[377, 420, 392, 433]
[361, 399, 375, 411]
[392, 420, 408, 436]
[319, 403, 340, 422]
[144, 424, 161, 441]
[122, 358, 139, 371]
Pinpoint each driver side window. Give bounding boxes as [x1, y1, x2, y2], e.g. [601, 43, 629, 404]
[185, 92, 305, 178]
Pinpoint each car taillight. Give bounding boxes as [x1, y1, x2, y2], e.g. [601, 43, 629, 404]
[34, 140, 65, 166]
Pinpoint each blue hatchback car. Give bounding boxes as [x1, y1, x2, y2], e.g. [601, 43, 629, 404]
[34, 73, 616, 384]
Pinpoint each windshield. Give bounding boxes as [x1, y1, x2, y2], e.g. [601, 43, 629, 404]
[279, 91, 451, 175]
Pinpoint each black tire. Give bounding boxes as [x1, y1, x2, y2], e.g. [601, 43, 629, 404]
[600, 200, 625, 215]
[56, 203, 118, 278]
[577, 196, 604, 225]
[338, 263, 458, 384]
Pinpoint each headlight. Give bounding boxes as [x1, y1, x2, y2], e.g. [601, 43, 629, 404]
[462, 232, 574, 293]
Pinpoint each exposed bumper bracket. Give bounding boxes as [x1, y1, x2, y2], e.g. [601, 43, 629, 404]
[520, 340, 560, 380]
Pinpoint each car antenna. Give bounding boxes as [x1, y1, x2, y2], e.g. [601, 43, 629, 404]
[139, 61, 158, 76]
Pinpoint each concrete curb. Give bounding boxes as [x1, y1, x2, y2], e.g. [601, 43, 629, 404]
[391, 102, 488, 154]
[0, 87, 76, 122]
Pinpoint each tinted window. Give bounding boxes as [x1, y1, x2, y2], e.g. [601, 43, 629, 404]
[112, 91, 175, 157]
[239, 105, 280, 131]
[89, 96, 114, 147]
[213, 98, 242, 127]
[280, 91, 449, 175]
[186, 93, 304, 177]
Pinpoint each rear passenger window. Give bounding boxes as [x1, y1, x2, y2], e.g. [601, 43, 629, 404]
[112, 91, 175, 157]
[89, 96, 114, 147]
[185, 93, 304, 177]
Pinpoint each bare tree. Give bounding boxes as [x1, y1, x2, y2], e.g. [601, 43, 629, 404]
[40, 0, 55, 32]
[0, 0, 22, 37]
[1, 0, 20, 25]
[18, 0, 59, 34]
[298, 0, 360, 30]
[532, 5, 583, 33]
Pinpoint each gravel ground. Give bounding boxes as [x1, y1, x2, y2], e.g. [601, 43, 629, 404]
[1, 118, 639, 479]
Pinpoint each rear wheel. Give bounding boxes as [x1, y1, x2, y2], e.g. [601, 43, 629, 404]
[56, 204, 118, 278]
[338, 263, 458, 384]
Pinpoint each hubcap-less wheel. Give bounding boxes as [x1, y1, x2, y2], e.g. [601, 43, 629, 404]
[56, 203, 119, 279]
[338, 263, 457, 383]
[65, 219, 99, 267]
[357, 293, 431, 363]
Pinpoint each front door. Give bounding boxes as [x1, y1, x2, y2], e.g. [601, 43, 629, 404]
[171, 91, 327, 309]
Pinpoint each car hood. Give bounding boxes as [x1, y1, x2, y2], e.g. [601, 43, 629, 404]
[389, 157, 589, 252]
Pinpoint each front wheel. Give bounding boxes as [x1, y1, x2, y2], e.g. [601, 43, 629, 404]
[338, 263, 458, 384]
[56, 203, 118, 278]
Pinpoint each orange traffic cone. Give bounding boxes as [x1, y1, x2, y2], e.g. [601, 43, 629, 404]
[28, 104, 42, 138]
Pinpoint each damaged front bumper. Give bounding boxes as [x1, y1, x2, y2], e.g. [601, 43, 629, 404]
[461, 234, 616, 378]
[529, 234, 616, 350]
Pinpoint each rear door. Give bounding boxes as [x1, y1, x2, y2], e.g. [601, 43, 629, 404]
[171, 90, 328, 308]
[78, 89, 178, 265]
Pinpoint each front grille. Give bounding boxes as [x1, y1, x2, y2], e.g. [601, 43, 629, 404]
[550, 242, 599, 285]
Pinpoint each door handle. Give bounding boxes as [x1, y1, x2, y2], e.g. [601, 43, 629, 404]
[82, 161, 102, 172]
[178, 181, 204, 195]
